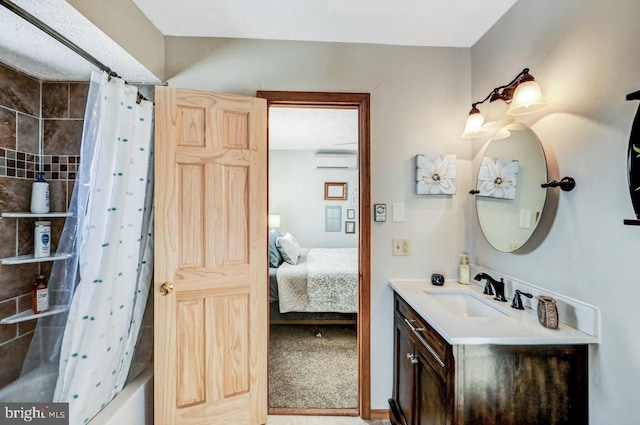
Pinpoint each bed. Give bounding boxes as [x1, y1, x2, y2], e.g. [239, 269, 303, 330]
[268, 230, 357, 325]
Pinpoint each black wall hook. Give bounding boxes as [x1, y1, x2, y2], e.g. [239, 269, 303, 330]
[541, 176, 576, 191]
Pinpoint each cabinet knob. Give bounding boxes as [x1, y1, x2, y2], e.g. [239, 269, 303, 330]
[406, 353, 419, 364]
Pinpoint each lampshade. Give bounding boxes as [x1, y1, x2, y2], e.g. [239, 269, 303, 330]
[482, 98, 515, 129]
[461, 107, 491, 139]
[492, 127, 512, 140]
[268, 214, 281, 228]
[507, 80, 547, 116]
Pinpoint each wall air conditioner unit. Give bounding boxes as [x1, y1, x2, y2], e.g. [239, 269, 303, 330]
[314, 152, 358, 170]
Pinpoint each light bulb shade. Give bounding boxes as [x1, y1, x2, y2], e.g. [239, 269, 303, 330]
[492, 127, 511, 140]
[268, 214, 281, 228]
[482, 98, 515, 129]
[461, 111, 491, 139]
[507, 80, 547, 116]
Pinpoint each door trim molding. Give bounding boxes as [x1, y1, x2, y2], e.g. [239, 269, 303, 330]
[257, 90, 371, 419]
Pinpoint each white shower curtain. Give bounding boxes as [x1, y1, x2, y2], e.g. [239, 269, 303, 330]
[53, 71, 154, 425]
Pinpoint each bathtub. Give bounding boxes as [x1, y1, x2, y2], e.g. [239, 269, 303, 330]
[0, 363, 153, 425]
[89, 363, 153, 425]
[0, 364, 58, 402]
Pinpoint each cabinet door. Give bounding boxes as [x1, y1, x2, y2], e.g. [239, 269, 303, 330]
[416, 350, 447, 425]
[392, 317, 417, 425]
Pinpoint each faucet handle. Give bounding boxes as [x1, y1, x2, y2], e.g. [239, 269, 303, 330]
[511, 289, 533, 310]
[493, 278, 508, 302]
[483, 282, 494, 296]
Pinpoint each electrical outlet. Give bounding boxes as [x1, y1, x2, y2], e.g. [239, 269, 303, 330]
[393, 238, 411, 256]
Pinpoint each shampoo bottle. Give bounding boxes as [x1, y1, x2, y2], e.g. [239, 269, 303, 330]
[34, 221, 51, 258]
[30, 172, 50, 214]
[458, 252, 470, 284]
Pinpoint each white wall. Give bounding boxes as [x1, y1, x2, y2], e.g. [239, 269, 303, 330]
[165, 38, 472, 409]
[471, 1, 640, 423]
[269, 150, 358, 248]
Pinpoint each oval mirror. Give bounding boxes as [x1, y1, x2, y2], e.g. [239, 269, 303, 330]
[475, 124, 548, 252]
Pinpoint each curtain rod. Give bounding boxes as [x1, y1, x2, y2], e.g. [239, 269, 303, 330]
[0, 0, 155, 103]
[0, 0, 119, 78]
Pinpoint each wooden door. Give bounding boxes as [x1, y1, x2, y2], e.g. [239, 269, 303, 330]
[154, 86, 267, 425]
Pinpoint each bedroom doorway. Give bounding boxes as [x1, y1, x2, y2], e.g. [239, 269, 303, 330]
[258, 91, 371, 418]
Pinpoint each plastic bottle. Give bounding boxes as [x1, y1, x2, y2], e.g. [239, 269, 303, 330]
[458, 252, 470, 284]
[30, 172, 50, 214]
[34, 221, 51, 258]
[32, 274, 49, 314]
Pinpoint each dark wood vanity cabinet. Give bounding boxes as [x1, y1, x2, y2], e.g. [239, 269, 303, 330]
[389, 293, 589, 425]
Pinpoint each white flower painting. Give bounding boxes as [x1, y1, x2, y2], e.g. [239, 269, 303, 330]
[416, 154, 456, 195]
[478, 157, 519, 199]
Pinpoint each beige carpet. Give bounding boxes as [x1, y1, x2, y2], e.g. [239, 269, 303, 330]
[269, 325, 357, 409]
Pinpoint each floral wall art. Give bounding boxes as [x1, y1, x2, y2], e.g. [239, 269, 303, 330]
[477, 157, 519, 199]
[415, 154, 456, 195]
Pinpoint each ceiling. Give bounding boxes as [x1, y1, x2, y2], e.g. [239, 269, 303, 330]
[134, 0, 518, 48]
[269, 107, 358, 151]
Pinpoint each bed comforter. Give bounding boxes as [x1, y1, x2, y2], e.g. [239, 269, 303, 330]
[276, 247, 357, 313]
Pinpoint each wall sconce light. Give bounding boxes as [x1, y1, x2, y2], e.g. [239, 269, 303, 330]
[461, 68, 547, 139]
[268, 214, 281, 228]
[541, 177, 576, 191]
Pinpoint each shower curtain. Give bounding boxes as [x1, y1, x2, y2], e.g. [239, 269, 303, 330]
[49, 71, 154, 425]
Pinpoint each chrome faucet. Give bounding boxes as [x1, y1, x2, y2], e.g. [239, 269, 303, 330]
[474, 273, 507, 302]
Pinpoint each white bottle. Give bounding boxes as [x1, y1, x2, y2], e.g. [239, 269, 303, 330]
[458, 252, 470, 284]
[34, 221, 51, 258]
[30, 172, 50, 214]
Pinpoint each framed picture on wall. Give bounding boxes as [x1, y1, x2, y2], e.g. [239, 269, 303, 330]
[415, 154, 457, 195]
[347, 209, 356, 219]
[324, 182, 347, 200]
[325, 205, 342, 232]
[345, 221, 356, 234]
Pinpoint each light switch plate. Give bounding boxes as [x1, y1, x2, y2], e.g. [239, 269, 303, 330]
[392, 203, 405, 222]
[519, 209, 531, 229]
[393, 238, 411, 256]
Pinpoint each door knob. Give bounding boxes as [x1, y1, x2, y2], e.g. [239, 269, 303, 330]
[160, 282, 174, 296]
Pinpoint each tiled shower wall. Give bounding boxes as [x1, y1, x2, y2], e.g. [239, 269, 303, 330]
[0, 63, 85, 387]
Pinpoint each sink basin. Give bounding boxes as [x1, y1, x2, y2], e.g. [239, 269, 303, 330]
[424, 289, 511, 318]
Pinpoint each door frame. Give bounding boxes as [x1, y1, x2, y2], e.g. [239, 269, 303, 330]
[257, 90, 371, 419]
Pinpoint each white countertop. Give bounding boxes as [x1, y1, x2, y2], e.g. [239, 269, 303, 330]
[389, 279, 599, 345]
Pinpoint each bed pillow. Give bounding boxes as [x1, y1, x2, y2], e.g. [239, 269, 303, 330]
[276, 232, 301, 265]
[269, 229, 283, 268]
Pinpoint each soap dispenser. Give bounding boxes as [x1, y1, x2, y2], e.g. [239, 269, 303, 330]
[30, 172, 50, 214]
[458, 252, 470, 284]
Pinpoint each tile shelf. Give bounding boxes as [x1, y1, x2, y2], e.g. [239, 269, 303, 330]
[1, 212, 72, 218]
[0, 305, 68, 324]
[1, 253, 73, 265]
[1, 211, 73, 264]
[1, 211, 73, 323]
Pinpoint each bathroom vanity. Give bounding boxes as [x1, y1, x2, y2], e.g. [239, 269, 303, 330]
[388, 279, 597, 425]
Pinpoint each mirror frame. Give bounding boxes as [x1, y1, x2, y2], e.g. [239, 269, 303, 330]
[474, 125, 549, 252]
